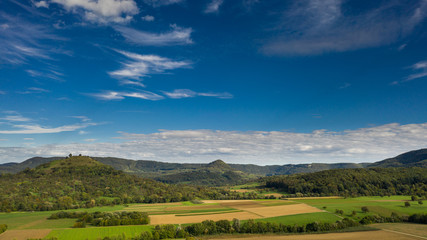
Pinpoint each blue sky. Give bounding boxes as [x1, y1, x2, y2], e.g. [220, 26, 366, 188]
[1, 0, 427, 164]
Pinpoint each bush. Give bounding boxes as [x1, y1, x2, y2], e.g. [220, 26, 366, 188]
[405, 202, 411, 207]
[0, 224, 7, 234]
[73, 221, 86, 228]
[361, 206, 369, 213]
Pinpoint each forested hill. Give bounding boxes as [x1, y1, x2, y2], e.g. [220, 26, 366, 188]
[0, 156, 252, 212]
[368, 148, 427, 168]
[263, 167, 427, 197]
[0, 148, 426, 186]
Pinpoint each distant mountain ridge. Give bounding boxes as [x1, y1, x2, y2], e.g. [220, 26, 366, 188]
[0, 148, 425, 186]
[368, 148, 427, 168]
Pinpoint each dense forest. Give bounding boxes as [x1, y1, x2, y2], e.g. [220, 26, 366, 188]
[0, 156, 258, 212]
[263, 167, 427, 197]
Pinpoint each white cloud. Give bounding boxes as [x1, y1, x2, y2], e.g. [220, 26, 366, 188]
[17, 87, 50, 94]
[0, 115, 32, 122]
[90, 90, 164, 101]
[33, 1, 49, 8]
[405, 60, 427, 81]
[0, 14, 62, 64]
[143, 0, 183, 7]
[115, 24, 193, 46]
[162, 89, 233, 99]
[204, 0, 223, 14]
[2, 122, 427, 164]
[141, 15, 155, 21]
[50, 0, 139, 24]
[84, 138, 97, 142]
[0, 122, 97, 134]
[262, 0, 427, 56]
[26, 69, 64, 81]
[23, 138, 34, 140]
[109, 50, 192, 85]
[71, 116, 91, 122]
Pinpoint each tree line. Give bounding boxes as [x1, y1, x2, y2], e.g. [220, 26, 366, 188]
[49, 211, 149, 228]
[263, 167, 427, 197]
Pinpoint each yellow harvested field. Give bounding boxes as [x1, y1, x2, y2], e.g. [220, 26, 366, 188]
[166, 205, 224, 211]
[242, 204, 322, 218]
[150, 211, 260, 225]
[0, 229, 51, 240]
[211, 230, 423, 240]
[372, 223, 427, 238]
[284, 196, 342, 200]
[149, 200, 322, 224]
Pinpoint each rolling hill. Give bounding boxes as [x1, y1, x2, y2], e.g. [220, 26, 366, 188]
[0, 148, 425, 186]
[368, 148, 427, 168]
[0, 156, 246, 212]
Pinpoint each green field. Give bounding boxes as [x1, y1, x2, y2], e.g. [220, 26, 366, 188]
[293, 196, 426, 219]
[46, 225, 153, 240]
[254, 212, 342, 225]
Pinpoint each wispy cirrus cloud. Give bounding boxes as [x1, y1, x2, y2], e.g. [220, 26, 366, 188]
[26, 69, 64, 82]
[115, 24, 193, 46]
[204, 0, 223, 14]
[262, 0, 427, 56]
[48, 0, 139, 24]
[17, 87, 50, 94]
[0, 13, 61, 64]
[0, 123, 97, 134]
[405, 60, 427, 81]
[89, 90, 164, 101]
[163, 89, 233, 99]
[109, 50, 192, 86]
[0, 112, 98, 134]
[0, 114, 32, 122]
[2, 122, 427, 164]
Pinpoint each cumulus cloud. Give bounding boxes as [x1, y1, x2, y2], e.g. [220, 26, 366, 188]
[141, 15, 155, 21]
[89, 90, 164, 100]
[115, 24, 193, 46]
[262, 0, 427, 56]
[204, 0, 223, 14]
[2, 122, 427, 164]
[109, 50, 192, 85]
[50, 0, 139, 24]
[163, 89, 233, 99]
[33, 0, 49, 8]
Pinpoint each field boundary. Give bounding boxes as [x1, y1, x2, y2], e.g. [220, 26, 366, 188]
[381, 229, 427, 239]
